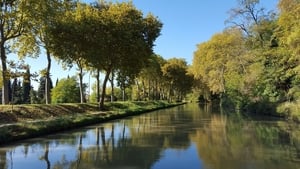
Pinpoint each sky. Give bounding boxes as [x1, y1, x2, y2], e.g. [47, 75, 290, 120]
[15, 0, 279, 89]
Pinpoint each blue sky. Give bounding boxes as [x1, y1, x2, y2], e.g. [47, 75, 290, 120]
[82, 0, 278, 64]
[18, 0, 279, 89]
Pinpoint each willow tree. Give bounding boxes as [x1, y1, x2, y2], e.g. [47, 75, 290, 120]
[0, 0, 31, 104]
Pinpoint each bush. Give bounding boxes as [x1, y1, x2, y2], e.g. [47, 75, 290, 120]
[51, 76, 81, 103]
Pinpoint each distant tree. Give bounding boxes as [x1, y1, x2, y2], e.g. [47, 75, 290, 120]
[37, 76, 53, 104]
[30, 88, 39, 104]
[22, 67, 31, 104]
[11, 78, 22, 104]
[136, 54, 167, 101]
[162, 58, 193, 101]
[51, 76, 81, 103]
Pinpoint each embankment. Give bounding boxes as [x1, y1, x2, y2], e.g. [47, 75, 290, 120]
[0, 101, 184, 145]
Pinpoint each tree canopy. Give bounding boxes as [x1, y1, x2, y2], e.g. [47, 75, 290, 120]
[48, 1, 162, 109]
[192, 0, 300, 114]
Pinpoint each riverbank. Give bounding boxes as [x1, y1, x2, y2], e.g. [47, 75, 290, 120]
[0, 101, 184, 145]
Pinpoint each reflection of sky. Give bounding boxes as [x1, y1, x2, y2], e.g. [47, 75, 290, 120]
[5, 143, 78, 169]
[151, 143, 203, 169]
[3, 122, 131, 169]
[81, 122, 130, 149]
[2, 104, 300, 169]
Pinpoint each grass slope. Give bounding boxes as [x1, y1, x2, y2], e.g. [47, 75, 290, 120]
[0, 101, 183, 145]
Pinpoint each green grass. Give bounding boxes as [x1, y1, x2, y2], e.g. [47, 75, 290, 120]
[0, 101, 184, 145]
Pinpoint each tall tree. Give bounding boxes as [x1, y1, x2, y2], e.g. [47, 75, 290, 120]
[91, 3, 162, 109]
[11, 78, 22, 104]
[0, 0, 30, 104]
[22, 66, 31, 104]
[226, 0, 276, 47]
[14, 0, 72, 104]
[37, 76, 53, 104]
[49, 1, 162, 110]
[275, 0, 300, 101]
[48, 2, 93, 104]
[192, 28, 248, 105]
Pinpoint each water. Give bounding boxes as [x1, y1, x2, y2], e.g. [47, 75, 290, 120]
[0, 103, 300, 169]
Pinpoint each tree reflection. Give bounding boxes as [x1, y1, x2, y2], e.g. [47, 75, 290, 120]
[40, 143, 50, 169]
[1, 104, 300, 169]
[190, 105, 300, 169]
[0, 149, 7, 169]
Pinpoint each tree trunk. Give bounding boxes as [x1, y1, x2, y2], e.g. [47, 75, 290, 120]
[0, 43, 9, 104]
[142, 80, 146, 100]
[110, 71, 114, 102]
[148, 80, 151, 100]
[122, 87, 125, 101]
[96, 69, 100, 102]
[99, 69, 111, 110]
[45, 49, 51, 104]
[78, 65, 85, 103]
[136, 80, 140, 101]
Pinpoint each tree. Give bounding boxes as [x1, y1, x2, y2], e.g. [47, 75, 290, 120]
[11, 78, 22, 104]
[48, 1, 162, 110]
[47, 2, 95, 104]
[275, 0, 300, 103]
[37, 76, 53, 104]
[51, 76, 81, 104]
[162, 58, 193, 101]
[0, 0, 31, 104]
[13, 0, 72, 104]
[192, 28, 248, 105]
[135, 54, 167, 101]
[226, 0, 276, 47]
[22, 66, 31, 104]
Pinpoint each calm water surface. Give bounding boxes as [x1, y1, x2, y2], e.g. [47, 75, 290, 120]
[1, 103, 300, 169]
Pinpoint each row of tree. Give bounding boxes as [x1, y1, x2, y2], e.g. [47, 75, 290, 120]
[1, 0, 195, 108]
[191, 0, 300, 114]
[0, 0, 164, 109]
[3, 54, 194, 105]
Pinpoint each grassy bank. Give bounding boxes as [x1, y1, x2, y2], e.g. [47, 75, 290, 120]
[0, 101, 184, 145]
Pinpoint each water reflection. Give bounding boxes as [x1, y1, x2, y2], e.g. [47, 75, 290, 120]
[0, 104, 300, 169]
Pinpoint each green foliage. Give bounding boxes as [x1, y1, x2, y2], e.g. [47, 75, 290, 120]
[47, 1, 162, 109]
[134, 54, 167, 101]
[192, 28, 247, 96]
[51, 76, 80, 104]
[162, 58, 194, 101]
[0, 0, 34, 104]
[191, 0, 300, 118]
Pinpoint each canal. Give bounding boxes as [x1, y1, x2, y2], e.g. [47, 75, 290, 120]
[0, 103, 300, 169]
